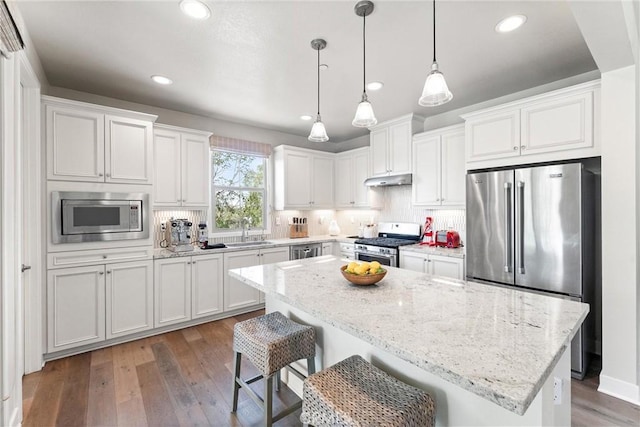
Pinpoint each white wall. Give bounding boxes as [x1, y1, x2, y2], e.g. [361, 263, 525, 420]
[599, 65, 640, 405]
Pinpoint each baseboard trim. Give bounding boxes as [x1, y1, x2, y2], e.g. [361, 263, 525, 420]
[598, 374, 640, 405]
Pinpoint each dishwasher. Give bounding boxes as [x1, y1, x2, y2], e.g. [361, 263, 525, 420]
[289, 243, 322, 260]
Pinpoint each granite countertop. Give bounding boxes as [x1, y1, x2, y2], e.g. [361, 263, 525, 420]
[399, 244, 465, 259]
[153, 235, 358, 259]
[228, 256, 588, 415]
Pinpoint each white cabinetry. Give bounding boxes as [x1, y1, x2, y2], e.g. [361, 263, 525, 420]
[44, 96, 156, 184]
[274, 145, 334, 210]
[224, 246, 289, 310]
[399, 251, 464, 280]
[153, 124, 211, 208]
[106, 261, 153, 339]
[322, 242, 334, 256]
[154, 253, 224, 327]
[369, 114, 424, 177]
[335, 147, 382, 209]
[463, 81, 599, 168]
[412, 125, 465, 207]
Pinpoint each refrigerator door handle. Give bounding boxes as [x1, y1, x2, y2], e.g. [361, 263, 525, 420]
[517, 181, 525, 274]
[504, 182, 512, 273]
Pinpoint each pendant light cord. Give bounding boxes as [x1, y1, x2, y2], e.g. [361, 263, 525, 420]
[362, 11, 366, 95]
[432, 0, 436, 63]
[317, 47, 321, 116]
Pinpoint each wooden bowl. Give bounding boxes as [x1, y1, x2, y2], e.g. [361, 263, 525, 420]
[340, 265, 387, 286]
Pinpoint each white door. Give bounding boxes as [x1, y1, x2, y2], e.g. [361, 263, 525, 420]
[322, 243, 334, 256]
[352, 148, 370, 207]
[47, 265, 106, 352]
[441, 128, 466, 206]
[284, 151, 311, 208]
[412, 135, 440, 206]
[465, 110, 520, 162]
[153, 129, 182, 207]
[106, 261, 153, 339]
[105, 115, 152, 184]
[311, 155, 334, 208]
[334, 155, 353, 208]
[399, 252, 427, 273]
[369, 128, 389, 176]
[258, 247, 289, 303]
[154, 258, 191, 327]
[224, 250, 261, 311]
[191, 254, 224, 319]
[389, 121, 412, 174]
[46, 104, 105, 181]
[429, 255, 464, 280]
[181, 133, 210, 207]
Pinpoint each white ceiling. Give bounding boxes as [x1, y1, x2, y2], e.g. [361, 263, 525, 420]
[16, 0, 597, 142]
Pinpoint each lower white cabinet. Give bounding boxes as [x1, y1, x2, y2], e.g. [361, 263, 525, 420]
[322, 242, 334, 256]
[399, 252, 465, 280]
[106, 261, 153, 339]
[154, 253, 224, 327]
[224, 247, 289, 310]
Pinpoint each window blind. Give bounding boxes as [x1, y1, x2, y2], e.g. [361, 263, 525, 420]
[210, 135, 272, 158]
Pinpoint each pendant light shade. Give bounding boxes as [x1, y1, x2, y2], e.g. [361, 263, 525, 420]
[418, 0, 453, 107]
[309, 39, 329, 142]
[352, 1, 377, 128]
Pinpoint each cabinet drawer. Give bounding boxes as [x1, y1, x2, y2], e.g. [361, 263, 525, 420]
[48, 247, 153, 269]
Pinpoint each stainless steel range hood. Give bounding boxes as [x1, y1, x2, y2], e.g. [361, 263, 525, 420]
[364, 173, 412, 187]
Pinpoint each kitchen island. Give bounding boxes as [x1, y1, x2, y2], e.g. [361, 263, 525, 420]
[229, 256, 589, 426]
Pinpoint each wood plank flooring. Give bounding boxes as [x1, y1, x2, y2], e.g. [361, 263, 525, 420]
[24, 310, 640, 426]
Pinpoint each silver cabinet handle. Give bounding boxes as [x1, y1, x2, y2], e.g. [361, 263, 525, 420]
[520, 145, 526, 150]
[517, 181, 525, 274]
[504, 182, 513, 273]
[513, 147, 518, 151]
[106, 173, 111, 177]
[21, 264, 31, 273]
[99, 271, 104, 275]
[106, 271, 111, 274]
[103, 255, 107, 259]
[98, 173, 104, 177]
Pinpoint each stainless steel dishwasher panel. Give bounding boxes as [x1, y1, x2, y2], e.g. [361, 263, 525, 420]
[289, 243, 322, 260]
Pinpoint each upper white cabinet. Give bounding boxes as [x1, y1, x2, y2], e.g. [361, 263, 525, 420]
[44, 96, 156, 184]
[274, 145, 334, 210]
[412, 125, 465, 207]
[153, 124, 211, 208]
[369, 114, 424, 177]
[334, 147, 382, 209]
[462, 81, 599, 168]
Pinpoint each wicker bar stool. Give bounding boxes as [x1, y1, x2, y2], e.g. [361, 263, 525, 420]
[301, 355, 436, 427]
[232, 311, 316, 426]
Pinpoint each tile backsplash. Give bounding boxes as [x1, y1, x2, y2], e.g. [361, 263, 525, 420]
[153, 186, 465, 247]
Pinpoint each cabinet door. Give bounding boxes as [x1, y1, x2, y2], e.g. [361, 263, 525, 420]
[466, 110, 520, 162]
[154, 258, 191, 327]
[47, 265, 105, 353]
[334, 155, 354, 208]
[429, 255, 464, 280]
[322, 243, 334, 256]
[181, 133, 210, 207]
[106, 261, 153, 339]
[312, 155, 334, 208]
[224, 250, 261, 311]
[105, 115, 153, 184]
[388, 121, 412, 174]
[412, 136, 441, 206]
[521, 91, 593, 155]
[352, 149, 370, 207]
[192, 254, 224, 319]
[399, 252, 427, 273]
[153, 129, 182, 207]
[440, 128, 466, 206]
[370, 128, 389, 176]
[259, 247, 289, 303]
[284, 151, 312, 208]
[46, 105, 104, 182]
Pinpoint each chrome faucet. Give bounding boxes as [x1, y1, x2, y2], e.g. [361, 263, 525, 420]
[240, 217, 251, 242]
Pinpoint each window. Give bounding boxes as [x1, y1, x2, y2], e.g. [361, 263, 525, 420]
[211, 150, 267, 232]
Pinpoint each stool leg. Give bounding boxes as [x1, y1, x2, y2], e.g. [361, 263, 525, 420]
[307, 357, 316, 375]
[231, 352, 242, 413]
[275, 369, 281, 392]
[264, 375, 273, 427]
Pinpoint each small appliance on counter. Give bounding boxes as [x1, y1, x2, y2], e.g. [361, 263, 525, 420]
[197, 222, 208, 248]
[421, 216, 434, 245]
[434, 230, 461, 248]
[166, 218, 194, 252]
[289, 217, 309, 238]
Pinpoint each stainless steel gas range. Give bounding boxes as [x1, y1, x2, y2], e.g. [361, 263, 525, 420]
[354, 222, 421, 267]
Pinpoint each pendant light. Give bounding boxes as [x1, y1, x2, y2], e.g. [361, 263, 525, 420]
[418, 0, 453, 107]
[308, 39, 329, 142]
[352, 1, 377, 128]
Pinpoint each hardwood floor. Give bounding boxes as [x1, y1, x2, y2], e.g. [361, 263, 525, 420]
[24, 310, 640, 426]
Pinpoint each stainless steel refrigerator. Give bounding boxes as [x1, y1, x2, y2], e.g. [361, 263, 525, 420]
[466, 162, 595, 379]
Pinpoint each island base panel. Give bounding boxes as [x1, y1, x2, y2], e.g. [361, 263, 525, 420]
[266, 296, 572, 427]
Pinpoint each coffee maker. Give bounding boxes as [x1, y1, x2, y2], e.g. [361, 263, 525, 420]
[165, 218, 194, 252]
[197, 222, 208, 248]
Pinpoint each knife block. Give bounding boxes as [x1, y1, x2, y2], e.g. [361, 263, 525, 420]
[289, 224, 309, 238]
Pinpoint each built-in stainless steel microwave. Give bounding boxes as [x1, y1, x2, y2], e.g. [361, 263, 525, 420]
[52, 191, 149, 243]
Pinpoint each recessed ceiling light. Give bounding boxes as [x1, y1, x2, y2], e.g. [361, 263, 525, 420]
[180, 0, 211, 20]
[495, 15, 527, 33]
[151, 75, 173, 85]
[367, 81, 384, 91]
[300, 115, 313, 121]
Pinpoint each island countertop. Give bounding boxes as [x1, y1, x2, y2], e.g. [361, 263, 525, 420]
[228, 255, 589, 416]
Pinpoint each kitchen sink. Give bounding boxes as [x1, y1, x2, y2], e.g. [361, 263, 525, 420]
[225, 241, 274, 247]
